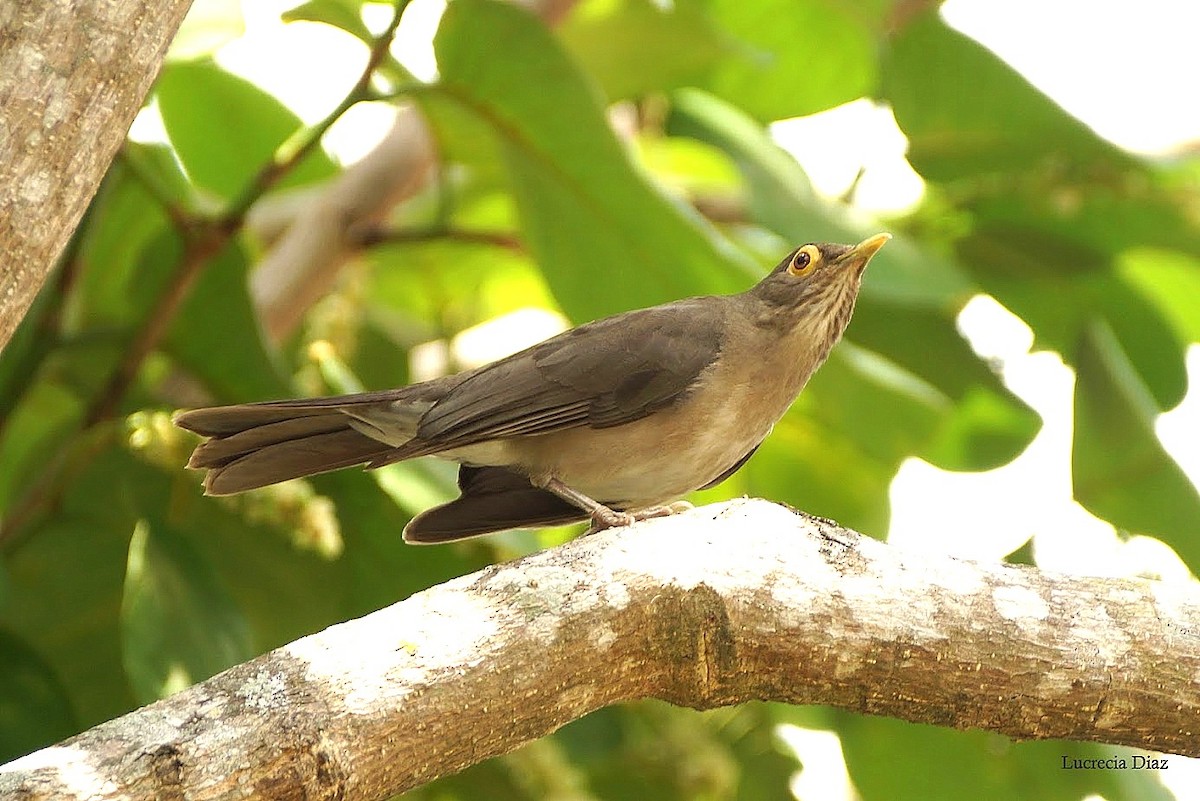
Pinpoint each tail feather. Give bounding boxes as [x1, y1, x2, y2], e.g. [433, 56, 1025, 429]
[175, 388, 588, 541]
[202, 428, 395, 495]
[175, 402, 351, 437]
[176, 404, 400, 496]
[187, 416, 352, 469]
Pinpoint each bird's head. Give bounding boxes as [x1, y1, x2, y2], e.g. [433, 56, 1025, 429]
[748, 233, 890, 338]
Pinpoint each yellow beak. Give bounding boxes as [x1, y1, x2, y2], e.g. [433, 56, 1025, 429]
[846, 232, 891, 262]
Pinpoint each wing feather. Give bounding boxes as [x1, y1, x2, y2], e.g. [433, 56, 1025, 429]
[414, 297, 727, 448]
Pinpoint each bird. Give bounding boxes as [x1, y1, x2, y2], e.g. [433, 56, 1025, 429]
[175, 233, 890, 543]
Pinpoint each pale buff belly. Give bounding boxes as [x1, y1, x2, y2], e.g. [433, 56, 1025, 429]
[506, 370, 795, 508]
[434, 408, 747, 507]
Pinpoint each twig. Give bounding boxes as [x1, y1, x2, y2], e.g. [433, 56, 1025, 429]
[839, 164, 867, 206]
[224, 0, 413, 222]
[117, 146, 191, 233]
[354, 226, 524, 251]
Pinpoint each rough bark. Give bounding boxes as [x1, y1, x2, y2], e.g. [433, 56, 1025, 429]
[1, 498, 1197, 801]
[0, 0, 192, 352]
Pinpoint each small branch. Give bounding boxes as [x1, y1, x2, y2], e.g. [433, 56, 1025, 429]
[117, 147, 191, 233]
[353, 225, 524, 251]
[225, 0, 411, 222]
[3, 499, 1197, 800]
[839, 164, 868, 205]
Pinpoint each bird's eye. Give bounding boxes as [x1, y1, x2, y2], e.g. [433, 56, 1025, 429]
[788, 245, 821, 277]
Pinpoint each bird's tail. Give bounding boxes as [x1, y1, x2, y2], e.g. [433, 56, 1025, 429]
[175, 395, 403, 495]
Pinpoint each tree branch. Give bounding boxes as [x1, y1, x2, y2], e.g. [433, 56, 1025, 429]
[0, 0, 193, 353]
[2, 499, 1197, 800]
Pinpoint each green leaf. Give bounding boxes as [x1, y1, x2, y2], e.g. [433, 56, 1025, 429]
[121, 517, 255, 703]
[668, 89, 822, 229]
[0, 630, 77, 763]
[838, 713, 1171, 801]
[883, 12, 1123, 180]
[848, 299, 1041, 471]
[2, 447, 147, 730]
[0, 382, 83, 512]
[365, 236, 546, 335]
[634, 135, 742, 197]
[1073, 322, 1200, 572]
[971, 175, 1200, 262]
[961, 229, 1189, 410]
[312, 470, 480, 615]
[166, 237, 288, 401]
[559, 0, 727, 100]
[0, 273, 56, 422]
[431, 0, 755, 322]
[169, 492, 351, 651]
[921, 384, 1042, 472]
[72, 144, 184, 329]
[156, 60, 337, 200]
[283, 0, 374, 45]
[701, 0, 877, 122]
[1118, 247, 1200, 343]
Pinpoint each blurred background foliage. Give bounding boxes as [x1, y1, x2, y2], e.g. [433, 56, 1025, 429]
[0, 0, 1197, 798]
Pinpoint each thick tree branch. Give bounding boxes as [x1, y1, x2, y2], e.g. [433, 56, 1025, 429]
[0, 0, 192, 353]
[2, 499, 1197, 800]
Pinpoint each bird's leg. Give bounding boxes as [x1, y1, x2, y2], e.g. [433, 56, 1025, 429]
[537, 477, 635, 531]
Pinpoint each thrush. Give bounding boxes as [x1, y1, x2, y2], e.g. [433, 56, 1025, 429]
[175, 233, 890, 543]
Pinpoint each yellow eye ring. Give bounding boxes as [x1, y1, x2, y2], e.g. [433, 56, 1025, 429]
[788, 245, 821, 277]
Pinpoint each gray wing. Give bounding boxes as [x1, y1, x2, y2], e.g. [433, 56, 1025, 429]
[409, 296, 727, 448]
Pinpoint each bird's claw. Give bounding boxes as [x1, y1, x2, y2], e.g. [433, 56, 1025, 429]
[583, 501, 693, 535]
[635, 501, 694, 519]
[584, 507, 636, 535]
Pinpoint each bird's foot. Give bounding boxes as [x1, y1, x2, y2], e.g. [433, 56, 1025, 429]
[583, 506, 636, 535]
[537, 477, 692, 535]
[632, 500, 694, 520]
[581, 501, 693, 535]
